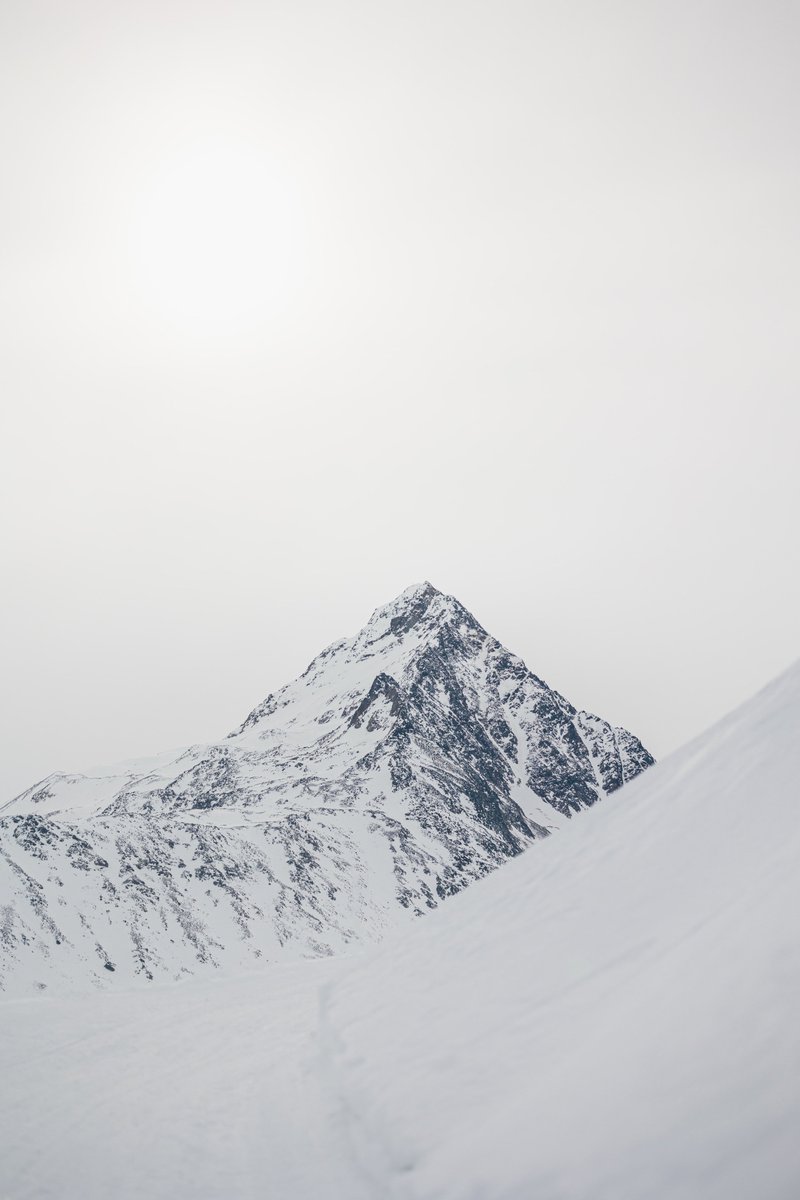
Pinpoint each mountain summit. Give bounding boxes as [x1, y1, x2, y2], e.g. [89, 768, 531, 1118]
[0, 584, 653, 994]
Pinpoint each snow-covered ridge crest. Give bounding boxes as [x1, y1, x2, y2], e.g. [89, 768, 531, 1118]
[234, 582, 479, 738]
[319, 659, 800, 1200]
[0, 582, 653, 994]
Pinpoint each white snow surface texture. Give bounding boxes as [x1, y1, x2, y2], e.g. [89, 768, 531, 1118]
[0, 582, 652, 995]
[1, 659, 798, 1199]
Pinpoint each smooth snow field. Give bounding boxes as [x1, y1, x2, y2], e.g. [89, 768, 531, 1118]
[2, 662, 799, 1199]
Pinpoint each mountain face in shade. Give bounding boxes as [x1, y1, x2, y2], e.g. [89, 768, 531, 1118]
[0, 583, 653, 994]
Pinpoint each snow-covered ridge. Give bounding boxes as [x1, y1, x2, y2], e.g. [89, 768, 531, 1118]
[320, 658, 800, 1200]
[0, 582, 653, 994]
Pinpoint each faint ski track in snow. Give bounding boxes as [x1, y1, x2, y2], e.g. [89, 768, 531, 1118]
[0, 959, 375, 1200]
[316, 978, 402, 1200]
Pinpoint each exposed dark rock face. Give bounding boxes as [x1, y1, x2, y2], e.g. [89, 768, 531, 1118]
[0, 583, 653, 995]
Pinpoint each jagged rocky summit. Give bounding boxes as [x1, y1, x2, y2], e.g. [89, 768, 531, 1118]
[0, 583, 653, 994]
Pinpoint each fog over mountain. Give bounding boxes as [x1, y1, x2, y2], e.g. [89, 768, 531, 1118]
[2, 0, 799, 803]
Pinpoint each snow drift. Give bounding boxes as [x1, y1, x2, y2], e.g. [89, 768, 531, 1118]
[324, 658, 800, 1199]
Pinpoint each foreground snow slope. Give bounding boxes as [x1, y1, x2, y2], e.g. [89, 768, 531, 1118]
[1, 661, 797, 1199]
[0, 959, 374, 1200]
[326, 658, 800, 1200]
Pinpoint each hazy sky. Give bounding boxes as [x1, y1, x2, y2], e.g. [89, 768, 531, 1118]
[2, 0, 798, 800]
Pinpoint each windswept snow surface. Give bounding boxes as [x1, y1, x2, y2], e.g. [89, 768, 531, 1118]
[322, 662, 800, 1200]
[1, 662, 798, 1199]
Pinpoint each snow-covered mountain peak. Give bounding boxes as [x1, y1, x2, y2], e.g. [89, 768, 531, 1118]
[361, 580, 463, 639]
[368, 578, 442, 619]
[0, 585, 654, 994]
[233, 582, 482, 741]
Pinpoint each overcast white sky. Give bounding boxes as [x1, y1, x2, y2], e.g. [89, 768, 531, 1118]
[1, 0, 798, 800]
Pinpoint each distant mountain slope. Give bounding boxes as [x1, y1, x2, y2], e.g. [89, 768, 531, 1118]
[324, 660, 800, 1200]
[0, 583, 653, 994]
